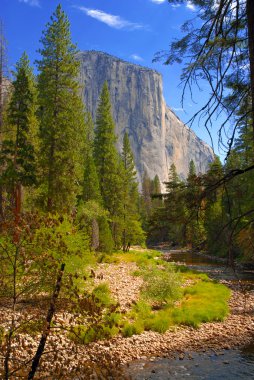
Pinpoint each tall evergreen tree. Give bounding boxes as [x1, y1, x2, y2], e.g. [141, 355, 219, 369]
[164, 164, 186, 245]
[0, 52, 37, 218]
[203, 157, 227, 257]
[140, 169, 153, 225]
[94, 81, 124, 247]
[82, 113, 101, 203]
[185, 160, 205, 248]
[121, 132, 144, 250]
[36, 4, 86, 213]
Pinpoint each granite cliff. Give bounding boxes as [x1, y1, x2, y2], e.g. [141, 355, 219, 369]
[78, 51, 214, 186]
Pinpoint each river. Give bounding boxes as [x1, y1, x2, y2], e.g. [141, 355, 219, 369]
[125, 249, 254, 380]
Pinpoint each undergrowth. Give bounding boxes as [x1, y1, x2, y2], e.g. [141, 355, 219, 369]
[71, 248, 231, 342]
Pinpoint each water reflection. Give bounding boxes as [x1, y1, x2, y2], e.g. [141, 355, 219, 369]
[165, 250, 254, 284]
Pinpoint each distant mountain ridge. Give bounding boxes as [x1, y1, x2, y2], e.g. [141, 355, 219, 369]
[77, 50, 214, 187]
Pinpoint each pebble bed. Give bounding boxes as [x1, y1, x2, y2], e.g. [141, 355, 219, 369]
[0, 262, 254, 379]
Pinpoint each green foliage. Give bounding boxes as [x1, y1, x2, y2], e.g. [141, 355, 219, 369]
[163, 164, 187, 245]
[112, 249, 162, 268]
[70, 323, 119, 344]
[98, 216, 114, 253]
[144, 311, 171, 333]
[0, 213, 91, 298]
[117, 249, 230, 336]
[132, 300, 152, 319]
[76, 200, 109, 251]
[171, 282, 230, 328]
[94, 82, 125, 247]
[163, 0, 250, 146]
[36, 4, 86, 212]
[96, 253, 119, 264]
[121, 132, 145, 249]
[141, 265, 181, 305]
[82, 112, 102, 203]
[92, 283, 113, 307]
[122, 321, 144, 337]
[0, 52, 37, 211]
[69, 284, 121, 344]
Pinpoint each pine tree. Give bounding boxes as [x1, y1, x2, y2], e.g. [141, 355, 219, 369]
[140, 169, 153, 224]
[0, 52, 37, 218]
[152, 175, 161, 195]
[94, 81, 124, 247]
[164, 164, 186, 245]
[82, 113, 101, 203]
[36, 4, 86, 213]
[121, 132, 144, 250]
[185, 160, 205, 248]
[203, 158, 227, 256]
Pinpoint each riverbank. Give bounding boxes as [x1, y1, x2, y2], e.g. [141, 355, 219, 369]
[0, 249, 254, 378]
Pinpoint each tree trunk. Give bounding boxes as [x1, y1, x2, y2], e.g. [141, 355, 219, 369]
[27, 263, 65, 380]
[247, 0, 254, 140]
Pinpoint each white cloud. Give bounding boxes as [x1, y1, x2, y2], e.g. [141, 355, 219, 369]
[172, 107, 184, 112]
[186, 1, 196, 11]
[19, 0, 40, 7]
[76, 7, 144, 30]
[130, 54, 144, 62]
[171, 4, 181, 8]
[150, 0, 167, 4]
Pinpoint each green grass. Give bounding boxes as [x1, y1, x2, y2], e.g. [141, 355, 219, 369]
[122, 321, 144, 337]
[111, 249, 163, 266]
[143, 310, 172, 333]
[122, 249, 231, 334]
[171, 281, 231, 328]
[91, 248, 232, 341]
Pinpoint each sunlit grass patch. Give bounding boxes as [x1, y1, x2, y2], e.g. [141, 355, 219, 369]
[144, 310, 172, 333]
[122, 320, 144, 337]
[171, 281, 231, 328]
[112, 249, 163, 266]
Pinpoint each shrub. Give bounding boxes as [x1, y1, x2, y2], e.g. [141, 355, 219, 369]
[92, 283, 113, 307]
[70, 324, 119, 344]
[142, 265, 181, 305]
[104, 312, 122, 327]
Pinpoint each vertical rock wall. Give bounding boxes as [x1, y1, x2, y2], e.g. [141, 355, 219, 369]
[78, 51, 214, 186]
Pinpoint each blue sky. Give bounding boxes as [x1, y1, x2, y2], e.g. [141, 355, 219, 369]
[2, 0, 223, 157]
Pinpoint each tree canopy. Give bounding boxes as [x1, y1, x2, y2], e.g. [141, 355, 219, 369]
[157, 0, 254, 154]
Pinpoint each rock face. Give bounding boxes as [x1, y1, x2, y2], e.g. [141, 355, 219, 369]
[78, 51, 214, 187]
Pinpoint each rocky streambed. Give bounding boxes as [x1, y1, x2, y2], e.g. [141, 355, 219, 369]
[0, 252, 254, 379]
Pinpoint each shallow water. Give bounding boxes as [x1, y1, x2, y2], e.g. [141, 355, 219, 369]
[126, 343, 254, 379]
[166, 250, 254, 286]
[124, 249, 254, 379]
